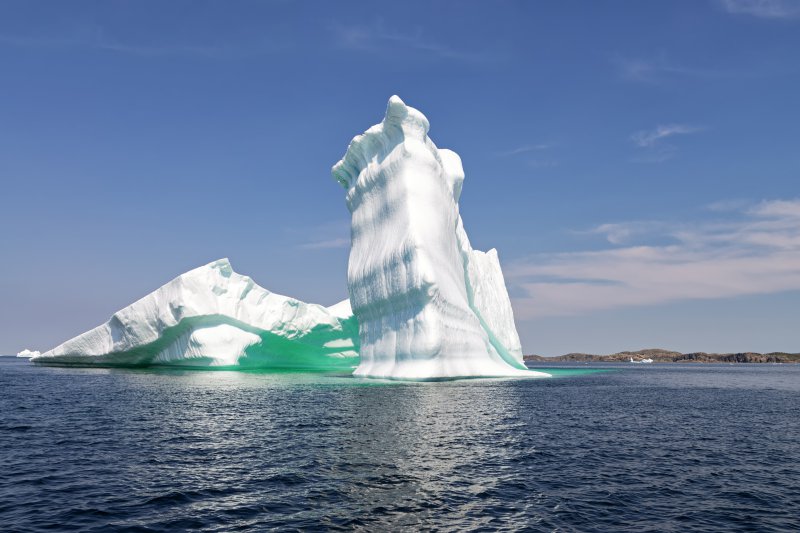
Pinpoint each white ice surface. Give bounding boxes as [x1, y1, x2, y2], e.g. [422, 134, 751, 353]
[32, 259, 358, 368]
[332, 96, 546, 379]
[326, 299, 353, 319]
[28, 96, 544, 380]
[16, 349, 40, 358]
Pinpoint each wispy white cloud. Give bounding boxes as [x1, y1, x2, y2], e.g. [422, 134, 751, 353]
[94, 41, 236, 58]
[613, 50, 785, 84]
[749, 198, 800, 218]
[706, 198, 752, 212]
[507, 199, 800, 319]
[494, 143, 558, 167]
[586, 221, 669, 245]
[612, 54, 724, 83]
[615, 57, 686, 83]
[719, 0, 800, 19]
[495, 143, 552, 157]
[298, 238, 350, 250]
[631, 124, 702, 148]
[629, 123, 703, 163]
[330, 20, 494, 62]
[0, 24, 286, 58]
[293, 220, 351, 251]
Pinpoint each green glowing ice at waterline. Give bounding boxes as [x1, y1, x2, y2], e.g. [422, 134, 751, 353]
[32, 259, 360, 370]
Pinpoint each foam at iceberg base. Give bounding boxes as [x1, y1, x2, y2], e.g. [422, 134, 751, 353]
[332, 96, 549, 379]
[32, 259, 359, 369]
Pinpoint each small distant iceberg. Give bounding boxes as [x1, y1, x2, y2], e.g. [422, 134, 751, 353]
[16, 349, 40, 358]
[630, 357, 654, 364]
[32, 259, 359, 370]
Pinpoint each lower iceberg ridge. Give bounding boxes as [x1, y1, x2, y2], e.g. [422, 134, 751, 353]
[32, 259, 359, 370]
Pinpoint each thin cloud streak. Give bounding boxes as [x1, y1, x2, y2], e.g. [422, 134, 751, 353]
[289, 219, 351, 251]
[298, 238, 351, 250]
[631, 124, 702, 148]
[330, 20, 495, 62]
[495, 143, 552, 157]
[586, 221, 669, 245]
[613, 54, 726, 83]
[507, 199, 800, 319]
[706, 199, 752, 212]
[0, 25, 287, 58]
[630, 124, 704, 163]
[614, 52, 787, 84]
[719, 0, 800, 18]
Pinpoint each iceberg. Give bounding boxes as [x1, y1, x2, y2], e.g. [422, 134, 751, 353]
[32, 259, 359, 369]
[30, 96, 546, 380]
[332, 96, 547, 379]
[16, 349, 40, 358]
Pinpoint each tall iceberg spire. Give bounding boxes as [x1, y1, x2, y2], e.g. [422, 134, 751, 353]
[333, 96, 546, 379]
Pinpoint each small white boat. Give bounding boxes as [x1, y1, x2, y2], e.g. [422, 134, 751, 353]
[630, 357, 654, 364]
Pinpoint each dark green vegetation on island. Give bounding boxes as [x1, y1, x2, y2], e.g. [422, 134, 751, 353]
[524, 348, 800, 364]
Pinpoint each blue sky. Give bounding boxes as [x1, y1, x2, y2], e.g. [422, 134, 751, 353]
[1, 0, 799, 355]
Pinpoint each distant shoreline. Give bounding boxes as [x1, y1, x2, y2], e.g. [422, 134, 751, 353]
[5, 350, 799, 364]
[524, 349, 800, 364]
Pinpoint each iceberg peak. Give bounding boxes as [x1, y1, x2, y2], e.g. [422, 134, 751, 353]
[209, 257, 234, 277]
[333, 96, 545, 379]
[384, 94, 430, 139]
[332, 95, 431, 191]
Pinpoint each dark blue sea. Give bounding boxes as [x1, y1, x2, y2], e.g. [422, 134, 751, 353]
[1, 357, 799, 532]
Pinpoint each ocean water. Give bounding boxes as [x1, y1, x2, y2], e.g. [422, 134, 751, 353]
[1, 358, 798, 532]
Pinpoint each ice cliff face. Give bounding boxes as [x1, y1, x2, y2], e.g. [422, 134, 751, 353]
[32, 259, 358, 369]
[332, 96, 544, 379]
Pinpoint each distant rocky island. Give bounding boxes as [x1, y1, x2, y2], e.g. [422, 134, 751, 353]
[524, 349, 800, 364]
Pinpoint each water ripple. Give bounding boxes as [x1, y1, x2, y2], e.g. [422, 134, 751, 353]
[1, 360, 799, 531]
